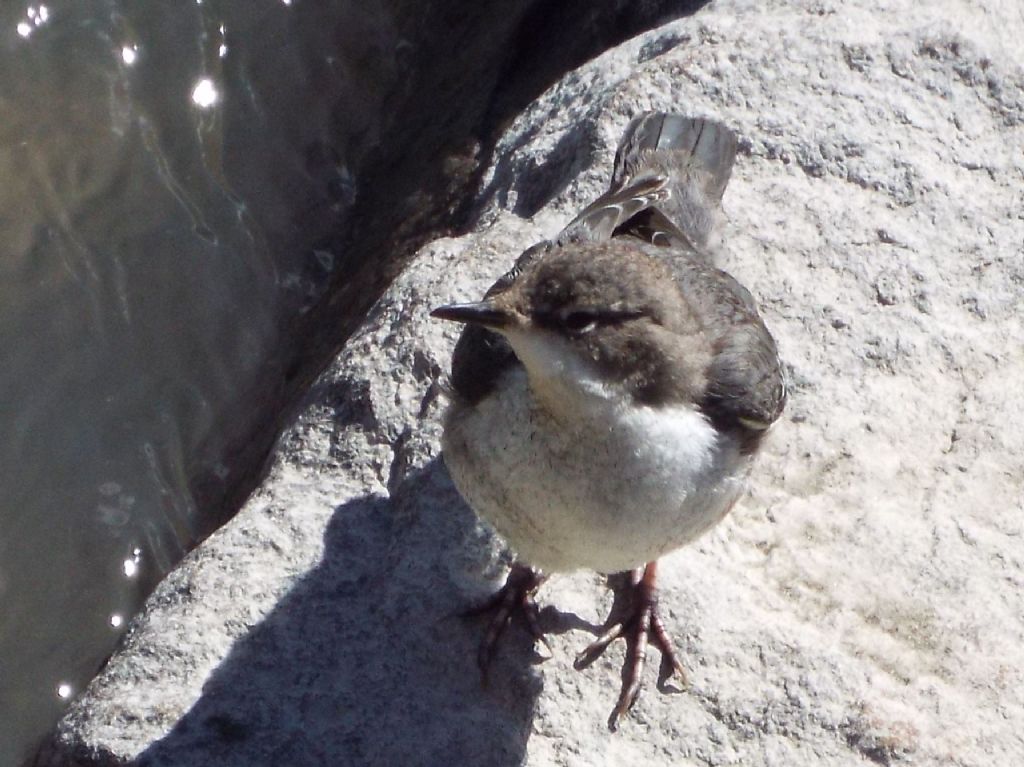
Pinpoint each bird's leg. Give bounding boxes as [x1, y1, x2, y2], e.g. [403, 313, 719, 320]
[574, 560, 686, 730]
[461, 562, 549, 683]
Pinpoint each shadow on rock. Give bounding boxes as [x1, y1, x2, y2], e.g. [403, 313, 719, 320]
[138, 457, 541, 766]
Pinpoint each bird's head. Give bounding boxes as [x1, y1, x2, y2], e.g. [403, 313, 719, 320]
[432, 241, 711, 413]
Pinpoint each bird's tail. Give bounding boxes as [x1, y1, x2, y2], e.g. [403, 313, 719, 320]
[557, 113, 738, 254]
[612, 113, 737, 253]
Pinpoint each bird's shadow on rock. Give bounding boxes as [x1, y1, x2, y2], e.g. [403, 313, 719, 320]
[137, 457, 541, 767]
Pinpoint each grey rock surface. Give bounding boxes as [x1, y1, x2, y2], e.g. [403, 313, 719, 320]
[40, 0, 1024, 765]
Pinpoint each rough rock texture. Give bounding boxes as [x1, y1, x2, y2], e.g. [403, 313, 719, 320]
[39, 0, 1024, 764]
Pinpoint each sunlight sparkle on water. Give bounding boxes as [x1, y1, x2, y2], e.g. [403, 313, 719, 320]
[121, 45, 138, 65]
[110, 614, 124, 628]
[123, 547, 141, 578]
[57, 683, 72, 699]
[191, 78, 219, 108]
[17, 5, 50, 37]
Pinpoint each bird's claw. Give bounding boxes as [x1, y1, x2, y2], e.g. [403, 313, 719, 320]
[576, 562, 687, 731]
[462, 563, 547, 683]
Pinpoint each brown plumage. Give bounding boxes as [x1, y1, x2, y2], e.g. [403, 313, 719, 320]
[433, 112, 786, 729]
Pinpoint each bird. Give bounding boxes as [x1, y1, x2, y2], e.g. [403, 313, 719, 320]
[431, 112, 786, 730]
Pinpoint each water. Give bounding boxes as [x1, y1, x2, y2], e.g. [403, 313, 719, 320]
[0, 1, 388, 762]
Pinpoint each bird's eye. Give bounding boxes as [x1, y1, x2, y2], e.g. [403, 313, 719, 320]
[562, 310, 599, 333]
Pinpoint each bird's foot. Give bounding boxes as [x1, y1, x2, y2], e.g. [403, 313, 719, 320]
[462, 563, 549, 683]
[574, 561, 686, 731]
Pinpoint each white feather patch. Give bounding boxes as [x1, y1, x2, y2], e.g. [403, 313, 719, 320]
[442, 330, 748, 573]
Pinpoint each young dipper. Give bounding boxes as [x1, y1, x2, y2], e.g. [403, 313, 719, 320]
[432, 113, 786, 729]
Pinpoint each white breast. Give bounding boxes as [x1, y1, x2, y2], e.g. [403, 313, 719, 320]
[442, 361, 748, 574]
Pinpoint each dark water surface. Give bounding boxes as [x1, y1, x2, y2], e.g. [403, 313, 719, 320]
[0, 1, 383, 761]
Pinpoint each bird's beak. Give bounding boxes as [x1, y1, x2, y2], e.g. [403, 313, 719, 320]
[431, 300, 514, 330]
